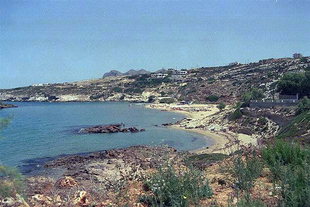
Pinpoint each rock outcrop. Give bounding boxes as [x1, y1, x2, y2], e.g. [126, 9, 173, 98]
[0, 103, 17, 109]
[79, 124, 145, 134]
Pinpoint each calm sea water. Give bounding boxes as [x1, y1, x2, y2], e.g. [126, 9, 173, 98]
[0, 102, 212, 167]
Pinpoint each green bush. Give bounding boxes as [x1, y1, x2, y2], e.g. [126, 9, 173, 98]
[257, 117, 268, 125]
[112, 87, 123, 93]
[148, 95, 156, 103]
[0, 166, 25, 198]
[229, 194, 266, 207]
[277, 72, 310, 98]
[141, 165, 213, 207]
[277, 111, 310, 141]
[229, 108, 242, 121]
[217, 102, 226, 111]
[296, 96, 310, 115]
[185, 153, 228, 170]
[206, 95, 219, 102]
[231, 152, 263, 192]
[277, 164, 310, 207]
[262, 140, 306, 170]
[124, 87, 143, 94]
[242, 88, 265, 106]
[262, 141, 310, 206]
[207, 77, 216, 84]
[159, 98, 175, 104]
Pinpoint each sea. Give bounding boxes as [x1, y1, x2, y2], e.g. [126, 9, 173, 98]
[0, 102, 212, 169]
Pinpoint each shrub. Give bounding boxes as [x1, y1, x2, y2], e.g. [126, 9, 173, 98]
[141, 165, 213, 207]
[0, 166, 24, 198]
[231, 152, 263, 192]
[296, 96, 310, 115]
[217, 102, 226, 111]
[112, 87, 123, 93]
[208, 77, 216, 84]
[277, 72, 310, 97]
[124, 87, 143, 94]
[262, 140, 306, 170]
[276, 111, 310, 141]
[257, 117, 268, 125]
[277, 164, 310, 207]
[229, 194, 266, 207]
[262, 141, 310, 206]
[185, 153, 228, 170]
[148, 95, 156, 103]
[206, 95, 219, 102]
[159, 98, 175, 104]
[242, 88, 264, 106]
[229, 108, 242, 121]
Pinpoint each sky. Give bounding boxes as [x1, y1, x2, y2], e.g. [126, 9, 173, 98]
[1, 0, 310, 89]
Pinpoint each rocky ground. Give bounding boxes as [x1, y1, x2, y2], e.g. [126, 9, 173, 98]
[1, 146, 188, 207]
[0, 145, 281, 207]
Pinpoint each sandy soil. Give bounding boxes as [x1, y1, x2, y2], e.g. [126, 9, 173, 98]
[146, 103, 258, 154]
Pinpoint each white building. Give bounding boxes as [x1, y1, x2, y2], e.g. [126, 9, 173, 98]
[150, 73, 168, 79]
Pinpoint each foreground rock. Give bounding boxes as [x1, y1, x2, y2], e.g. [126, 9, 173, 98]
[18, 146, 187, 206]
[79, 124, 145, 134]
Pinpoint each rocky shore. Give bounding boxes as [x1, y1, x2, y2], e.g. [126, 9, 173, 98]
[147, 103, 278, 154]
[1, 145, 280, 207]
[4, 146, 189, 207]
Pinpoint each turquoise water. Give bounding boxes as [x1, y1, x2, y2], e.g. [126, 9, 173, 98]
[0, 102, 211, 167]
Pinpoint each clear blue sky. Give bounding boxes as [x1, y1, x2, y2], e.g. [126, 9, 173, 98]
[1, 0, 309, 89]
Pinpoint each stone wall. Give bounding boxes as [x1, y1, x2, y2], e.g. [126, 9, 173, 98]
[250, 99, 299, 108]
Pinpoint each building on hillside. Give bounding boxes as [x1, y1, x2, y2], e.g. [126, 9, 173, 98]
[278, 93, 299, 101]
[168, 68, 177, 73]
[293, 53, 303, 59]
[178, 69, 188, 75]
[150, 73, 168, 79]
[170, 74, 185, 81]
[228, 62, 241, 66]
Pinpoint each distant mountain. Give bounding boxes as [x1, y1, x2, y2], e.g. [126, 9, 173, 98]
[124, 69, 150, 76]
[102, 70, 123, 78]
[103, 69, 150, 78]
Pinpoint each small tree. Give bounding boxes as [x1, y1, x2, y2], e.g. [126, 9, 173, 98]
[217, 102, 226, 111]
[206, 95, 219, 102]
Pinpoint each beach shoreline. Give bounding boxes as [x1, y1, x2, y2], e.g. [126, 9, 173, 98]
[145, 103, 257, 154]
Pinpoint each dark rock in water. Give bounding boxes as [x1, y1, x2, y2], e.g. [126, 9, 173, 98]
[162, 123, 173, 126]
[79, 124, 145, 134]
[0, 103, 17, 109]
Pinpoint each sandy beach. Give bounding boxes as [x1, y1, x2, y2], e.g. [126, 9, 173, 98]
[146, 103, 257, 154]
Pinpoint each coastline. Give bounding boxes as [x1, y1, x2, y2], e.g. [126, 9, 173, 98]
[146, 103, 257, 154]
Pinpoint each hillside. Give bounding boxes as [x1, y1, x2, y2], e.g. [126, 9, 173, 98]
[0, 57, 309, 103]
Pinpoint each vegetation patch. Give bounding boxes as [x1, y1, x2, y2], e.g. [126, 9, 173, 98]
[206, 95, 219, 102]
[159, 98, 175, 104]
[0, 166, 24, 198]
[262, 140, 310, 207]
[141, 165, 213, 207]
[185, 153, 228, 170]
